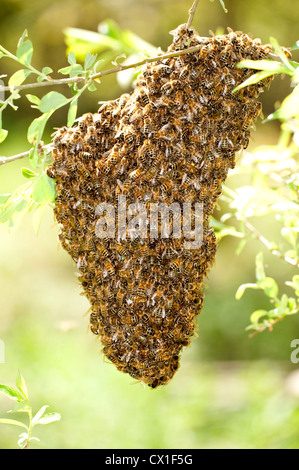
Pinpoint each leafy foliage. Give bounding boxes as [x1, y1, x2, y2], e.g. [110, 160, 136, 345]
[216, 42, 299, 333]
[0, 372, 61, 448]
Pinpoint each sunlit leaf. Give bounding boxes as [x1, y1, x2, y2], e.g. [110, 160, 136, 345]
[0, 385, 24, 402]
[84, 51, 97, 70]
[32, 405, 49, 425]
[26, 94, 41, 106]
[255, 252, 266, 282]
[16, 30, 33, 66]
[0, 129, 8, 143]
[257, 277, 279, 299]
[21, 167, 37, 179]
[235, 283, 260, 300]
[16, 372, 28, 400]
[67, 98, 78, 127]
[36, 412, 61, 425]
[0, 418, 28, 429]
[8, 69, 32, 88]
[250, 310, 268, 323]
[39, 91, 69, 113]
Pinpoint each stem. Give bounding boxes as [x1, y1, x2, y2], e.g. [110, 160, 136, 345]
[0, 44, 283, 94]
[244, 219, 299, 268]
[20, 406, 32, 449]
[186, 0, 200, 29]
[0, 144, 53, 167]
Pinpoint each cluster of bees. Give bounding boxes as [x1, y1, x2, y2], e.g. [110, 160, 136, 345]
[47, 24, 276, 388]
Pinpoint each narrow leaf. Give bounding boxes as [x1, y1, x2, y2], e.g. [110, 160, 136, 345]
[255, 252, 266, 282]
[16, 372, 28, 400]
[235, 283, 260, 300]
[67, 98, 78, 127]
[0, 418, 28, 429]
[32, 405, 49, 425]
[16, 30, 33, 66]
[0, 385, 23, 401]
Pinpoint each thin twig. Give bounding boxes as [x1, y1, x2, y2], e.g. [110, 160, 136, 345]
[0, 42, 284, 94]
[0, 144, 53, 167]
[0, 45, 206, 93]
[244, 219, 299, 268]
[186, 0, 200, 29]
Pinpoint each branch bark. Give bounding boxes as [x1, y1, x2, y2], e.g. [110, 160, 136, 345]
[186, 0, 200, 29]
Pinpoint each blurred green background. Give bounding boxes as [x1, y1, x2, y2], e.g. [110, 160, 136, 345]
[0, 0, 299, 449]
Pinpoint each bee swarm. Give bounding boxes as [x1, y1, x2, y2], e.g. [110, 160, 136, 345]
[47, 24, 275, 388]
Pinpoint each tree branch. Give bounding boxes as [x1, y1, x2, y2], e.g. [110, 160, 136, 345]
[244, 219, 299, 268]
[0, 42, 284, 94]
[0, 144, 53, 167]
[186, 0, 200, 29]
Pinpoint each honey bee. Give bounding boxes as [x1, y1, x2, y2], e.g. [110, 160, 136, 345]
[136, 88, 150, 106]
[161, 80, 180, 95]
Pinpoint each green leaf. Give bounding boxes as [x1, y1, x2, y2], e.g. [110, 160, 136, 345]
[0, 385, 24, 401]
[84, 51, 97, 70]
[32, 405, 49, 425]
[41, 66, 53, 75]
[255, 252, 266, 282]
[16, 372, 28, 400]
[8, 400, 30, 413]
[0, 129, 8, 143]
[26, 94, 41, 106]
[233, 70, 279, 93]
[68, 51, 76, 65]
[111, 53, 126, 66]
[16, 30, 33, 66]
[218, 0, 228, 13]
[257, 277, 279, 299]
[58, 64, 83, 76]
[8, 69, 32, 88]
[22, 167, 37, 179]
[87, 81, 97, 92]
[250, 309, 268, 323]
[32, 173, 56, 204]
[67, 98, 78, 127]
[286, 275, 299, 296]
[41, 173, 56, 202]
[270, 37, 294, 71]
[27, 111, 52, 145]
[0, 418, 28, 429]
[39, 91, 69, 113]
[235, 283, 260, 300]
[237, 59, 287, 73]
[35, 412, 61, 425]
